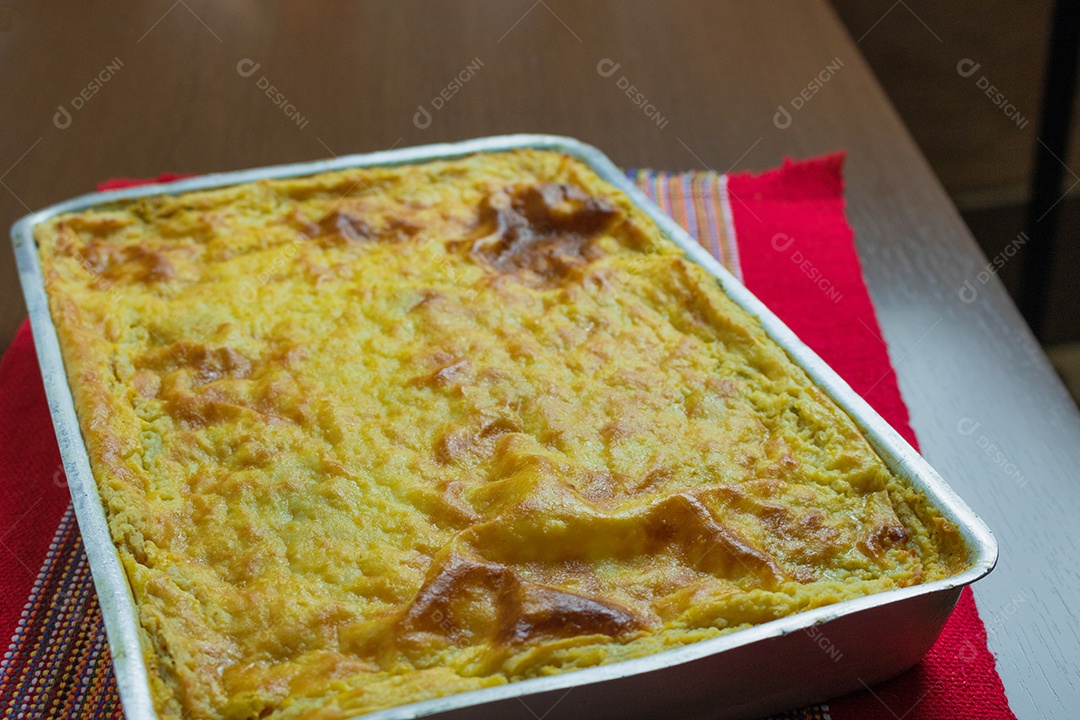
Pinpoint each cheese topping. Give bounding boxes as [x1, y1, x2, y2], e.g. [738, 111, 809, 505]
[36, 150, 967, 720]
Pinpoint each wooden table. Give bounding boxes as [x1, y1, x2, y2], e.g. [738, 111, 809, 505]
[1, 2, 1077, 717]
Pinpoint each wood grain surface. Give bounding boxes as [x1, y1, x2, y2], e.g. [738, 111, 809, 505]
[1, 2, 1077, 717]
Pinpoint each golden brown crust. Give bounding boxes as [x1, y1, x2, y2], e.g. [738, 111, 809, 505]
[35, 150, 968, 719]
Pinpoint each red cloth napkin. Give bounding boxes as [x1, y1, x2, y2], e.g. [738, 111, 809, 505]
[95, 173, 193, 191]
[0, 161, 1015, 719]
[727, 155, 1014, 720]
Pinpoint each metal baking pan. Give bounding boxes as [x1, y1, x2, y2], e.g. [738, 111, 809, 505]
[10, 134, 997, 720]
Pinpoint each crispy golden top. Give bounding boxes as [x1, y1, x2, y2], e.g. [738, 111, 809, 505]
[36, 150, 967, 720]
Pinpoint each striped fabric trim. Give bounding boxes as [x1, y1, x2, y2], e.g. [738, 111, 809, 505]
[0, 171, 832, 720]
[0, 506, 123, 718]
[717, 174, 744, 280]
[630, 169, 743, 279]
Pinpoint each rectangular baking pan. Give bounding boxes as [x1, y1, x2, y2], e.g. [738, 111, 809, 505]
[10, 134, 997, 720]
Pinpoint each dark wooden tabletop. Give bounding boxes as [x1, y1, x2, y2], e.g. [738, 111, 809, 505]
[2, 1, 1078, 717]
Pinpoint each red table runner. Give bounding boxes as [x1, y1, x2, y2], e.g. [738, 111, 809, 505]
[0, 157, 1015, 719]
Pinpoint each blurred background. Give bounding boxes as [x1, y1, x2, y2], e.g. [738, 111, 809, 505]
[829, 0, 1080, 399]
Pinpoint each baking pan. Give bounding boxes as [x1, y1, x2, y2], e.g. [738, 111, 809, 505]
[10, 134, 997, 720]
